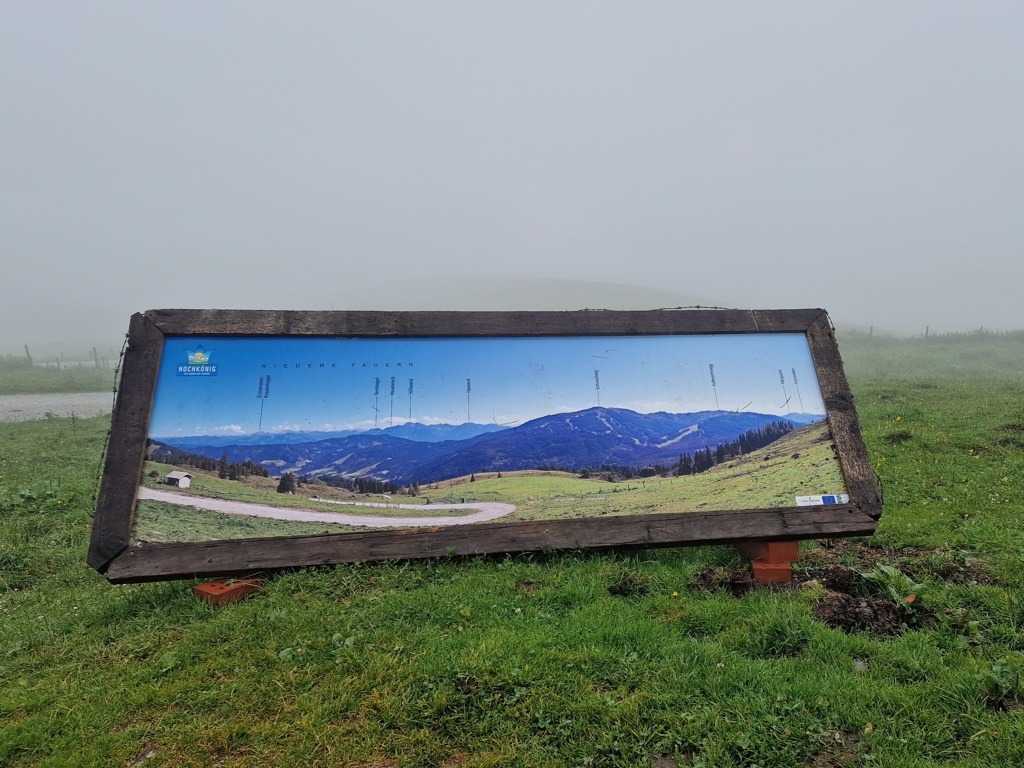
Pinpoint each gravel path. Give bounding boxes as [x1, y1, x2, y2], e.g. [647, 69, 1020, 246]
[136, 487, 516, 528]
[0, 392, 112, 422]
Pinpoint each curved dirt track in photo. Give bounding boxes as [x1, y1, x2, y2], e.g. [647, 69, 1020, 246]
[136, 487, 516, 528]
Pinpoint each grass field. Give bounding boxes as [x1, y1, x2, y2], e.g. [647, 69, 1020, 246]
[2, 332, 1024, 766]
[0, 363, 115, 395]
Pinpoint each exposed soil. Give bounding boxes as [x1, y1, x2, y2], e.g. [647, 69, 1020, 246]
[884, 430, 914, 445]
[997, 437, 1024, 450]
[688, 537, 978, 635]
[805, 730, 865, 768]
[126, 747, 159, 767]
[806, 538, 926, 566]
[812, 590, 910, 636]
[919, 558, 1001, 586]
[807, 538, 1001, 586]
[608, 571, 652, 597]
[689, 567, 757, 597]
[807, 565, 868, 595]
[986, 693, 1024, 712]
[515, 579, 541, 593]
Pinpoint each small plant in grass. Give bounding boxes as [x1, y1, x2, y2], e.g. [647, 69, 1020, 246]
[0, 479, 63, 511]
[978, 656, 1024, 709]
[859, 564, 925, 607]
[944, 610, 990, 649]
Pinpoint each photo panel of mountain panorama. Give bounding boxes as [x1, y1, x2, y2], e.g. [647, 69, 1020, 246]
[135, 334, 849, 544]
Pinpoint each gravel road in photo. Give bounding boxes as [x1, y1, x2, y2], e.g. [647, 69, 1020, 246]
[136, 486, 516, 528]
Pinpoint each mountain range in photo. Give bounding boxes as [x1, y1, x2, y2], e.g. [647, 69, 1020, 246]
[152, 406, 826, 486]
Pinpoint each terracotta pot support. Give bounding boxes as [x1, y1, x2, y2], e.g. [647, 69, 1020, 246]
[734, 540, 799, 584]
[193, 578, 264, 606]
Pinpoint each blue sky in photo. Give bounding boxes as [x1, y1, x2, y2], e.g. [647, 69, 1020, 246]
[149, 333, 826, 437]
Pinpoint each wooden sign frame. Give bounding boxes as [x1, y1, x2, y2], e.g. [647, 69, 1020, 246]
[88, 308, 880, 583]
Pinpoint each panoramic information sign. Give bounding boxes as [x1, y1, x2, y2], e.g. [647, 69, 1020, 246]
[89, 309, 880, 582]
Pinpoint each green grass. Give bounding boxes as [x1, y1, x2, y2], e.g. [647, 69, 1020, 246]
[839, 329, 1024, 382]
[0, 364, 115, 395]
[2, 333, 1024, 766]
[133, 499, 367, 540]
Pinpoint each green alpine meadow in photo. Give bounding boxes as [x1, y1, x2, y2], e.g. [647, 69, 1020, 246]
[2, 331, 1024, 767]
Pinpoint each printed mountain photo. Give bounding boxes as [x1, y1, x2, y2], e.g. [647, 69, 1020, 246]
[132, 333, 848, 542]
[155, 407, 810, 486]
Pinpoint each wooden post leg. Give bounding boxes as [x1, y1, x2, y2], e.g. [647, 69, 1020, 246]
[734, 540, 799, 584]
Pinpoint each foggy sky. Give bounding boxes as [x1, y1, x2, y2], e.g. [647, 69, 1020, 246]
[3, 3, 1023, 355]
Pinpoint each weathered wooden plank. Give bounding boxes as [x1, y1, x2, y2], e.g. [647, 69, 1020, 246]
[87, 314, 164, 572]
[806, 312, 883, 518]
[751, 308, 827, 332]
[143, 308, 825, 338]
[104, 505, 877, 583]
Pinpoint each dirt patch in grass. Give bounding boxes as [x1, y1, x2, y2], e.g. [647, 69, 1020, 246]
[812, 590, 911, 636]
[807, 565, 868, 595]
[918, 558, 1001, 586]
[126, 747, 159, 767]
[608, 571, 652, 597]
[692, 546, 938, 636]
[798, 547, 936, 634]
[884, 431, 914, 445]
[807, 538, 927, 567]
[984, 689, 1024, 712]
[805, 729, 865, 767]
[986, 694, 1024, 712]
[812, 539, 1002, 586]
[798, 561, 934, 635]
[689, 567, 757, 597]
[689, 538, 998, 634]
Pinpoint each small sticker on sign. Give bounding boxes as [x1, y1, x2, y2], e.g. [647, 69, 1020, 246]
[795, 494, 850, 507]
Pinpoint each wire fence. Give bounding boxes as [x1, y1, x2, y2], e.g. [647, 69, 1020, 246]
[0, 346, 122, 370]
[836, 324, 1024, 341]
